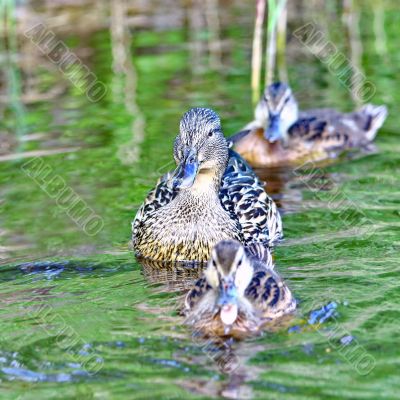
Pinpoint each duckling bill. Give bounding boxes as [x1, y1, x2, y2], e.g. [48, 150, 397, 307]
[232, 82, 388, 167]
[132, 108, 282, 263]
[184, 240, 296, 338]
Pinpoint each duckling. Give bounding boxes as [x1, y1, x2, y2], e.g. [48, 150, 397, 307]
[184, 240, 296, 338]
[232, 82, 388, 167]
[132, 108, 282, 263]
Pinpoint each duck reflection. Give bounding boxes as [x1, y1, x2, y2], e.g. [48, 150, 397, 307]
[138, 256, 206, 292]
[252, 150, 371, 214]
[179, 317, 294, 399]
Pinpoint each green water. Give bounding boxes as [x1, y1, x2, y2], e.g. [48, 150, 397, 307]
[0, 1, 399, 398]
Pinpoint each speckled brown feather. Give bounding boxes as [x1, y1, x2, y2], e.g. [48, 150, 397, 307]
[244, 268, 296, 319]
[290, 104, 387, 150]
[132, 150, 282, 262]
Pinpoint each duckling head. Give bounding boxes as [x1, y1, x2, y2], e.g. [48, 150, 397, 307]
[170, 108, 229, 190]
[255, 82, 299, 143]
[204, 240, 253, 327]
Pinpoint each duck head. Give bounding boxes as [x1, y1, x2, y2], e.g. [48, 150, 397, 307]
[255, 82, 299, 143]
[204, 240, 253, 327]
[170, 108, 229, 190]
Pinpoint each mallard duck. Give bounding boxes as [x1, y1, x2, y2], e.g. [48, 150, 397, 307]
[232, 82, 388, 167]
[184, 240, 296, 338]
[132, 108, 282, 263]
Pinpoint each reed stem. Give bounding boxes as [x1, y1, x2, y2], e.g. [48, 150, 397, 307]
[251, 0, 266, 105]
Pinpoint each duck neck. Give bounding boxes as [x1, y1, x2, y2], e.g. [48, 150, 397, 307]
[178, 168, 222, 203]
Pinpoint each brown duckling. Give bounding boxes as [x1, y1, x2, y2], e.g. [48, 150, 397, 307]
[184, 240, 296, 338]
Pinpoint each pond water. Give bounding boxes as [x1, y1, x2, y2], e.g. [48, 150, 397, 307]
[0, 1, 399, 398]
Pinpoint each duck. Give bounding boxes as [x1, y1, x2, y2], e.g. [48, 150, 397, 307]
[232, 82, 388, 167]
[184, 240, 296, 338]
[132, 108, 282, 263]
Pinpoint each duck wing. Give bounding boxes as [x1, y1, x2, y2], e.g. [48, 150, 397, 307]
[245, 243, 274, 269]
[346, 104, 388, 142]
[245, 269, 296, 319]
[291, 105, 387, 149]
[226, 129, 252, 146]
[184, 276, 212, 311]
[132, 172, 178, 240]
[289, 115, 363, 152]
[288, 116, 346, 150]
[220, 150, 283, 247]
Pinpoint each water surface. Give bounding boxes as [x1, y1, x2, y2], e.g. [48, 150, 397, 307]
[0, 1, 399, 398]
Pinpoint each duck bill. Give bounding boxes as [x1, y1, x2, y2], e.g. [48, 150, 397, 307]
[218, 278, 238, 326]
[265, 114, 282, 143]
[170, 148, 199, 190]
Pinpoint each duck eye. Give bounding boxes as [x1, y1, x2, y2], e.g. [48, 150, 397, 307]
[208, 131, 213, 137]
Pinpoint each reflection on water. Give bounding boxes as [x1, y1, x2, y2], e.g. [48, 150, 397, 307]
[139, 257, 205, 292]
[0, 0, 399, 398]
[110, 0, 146, 165]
